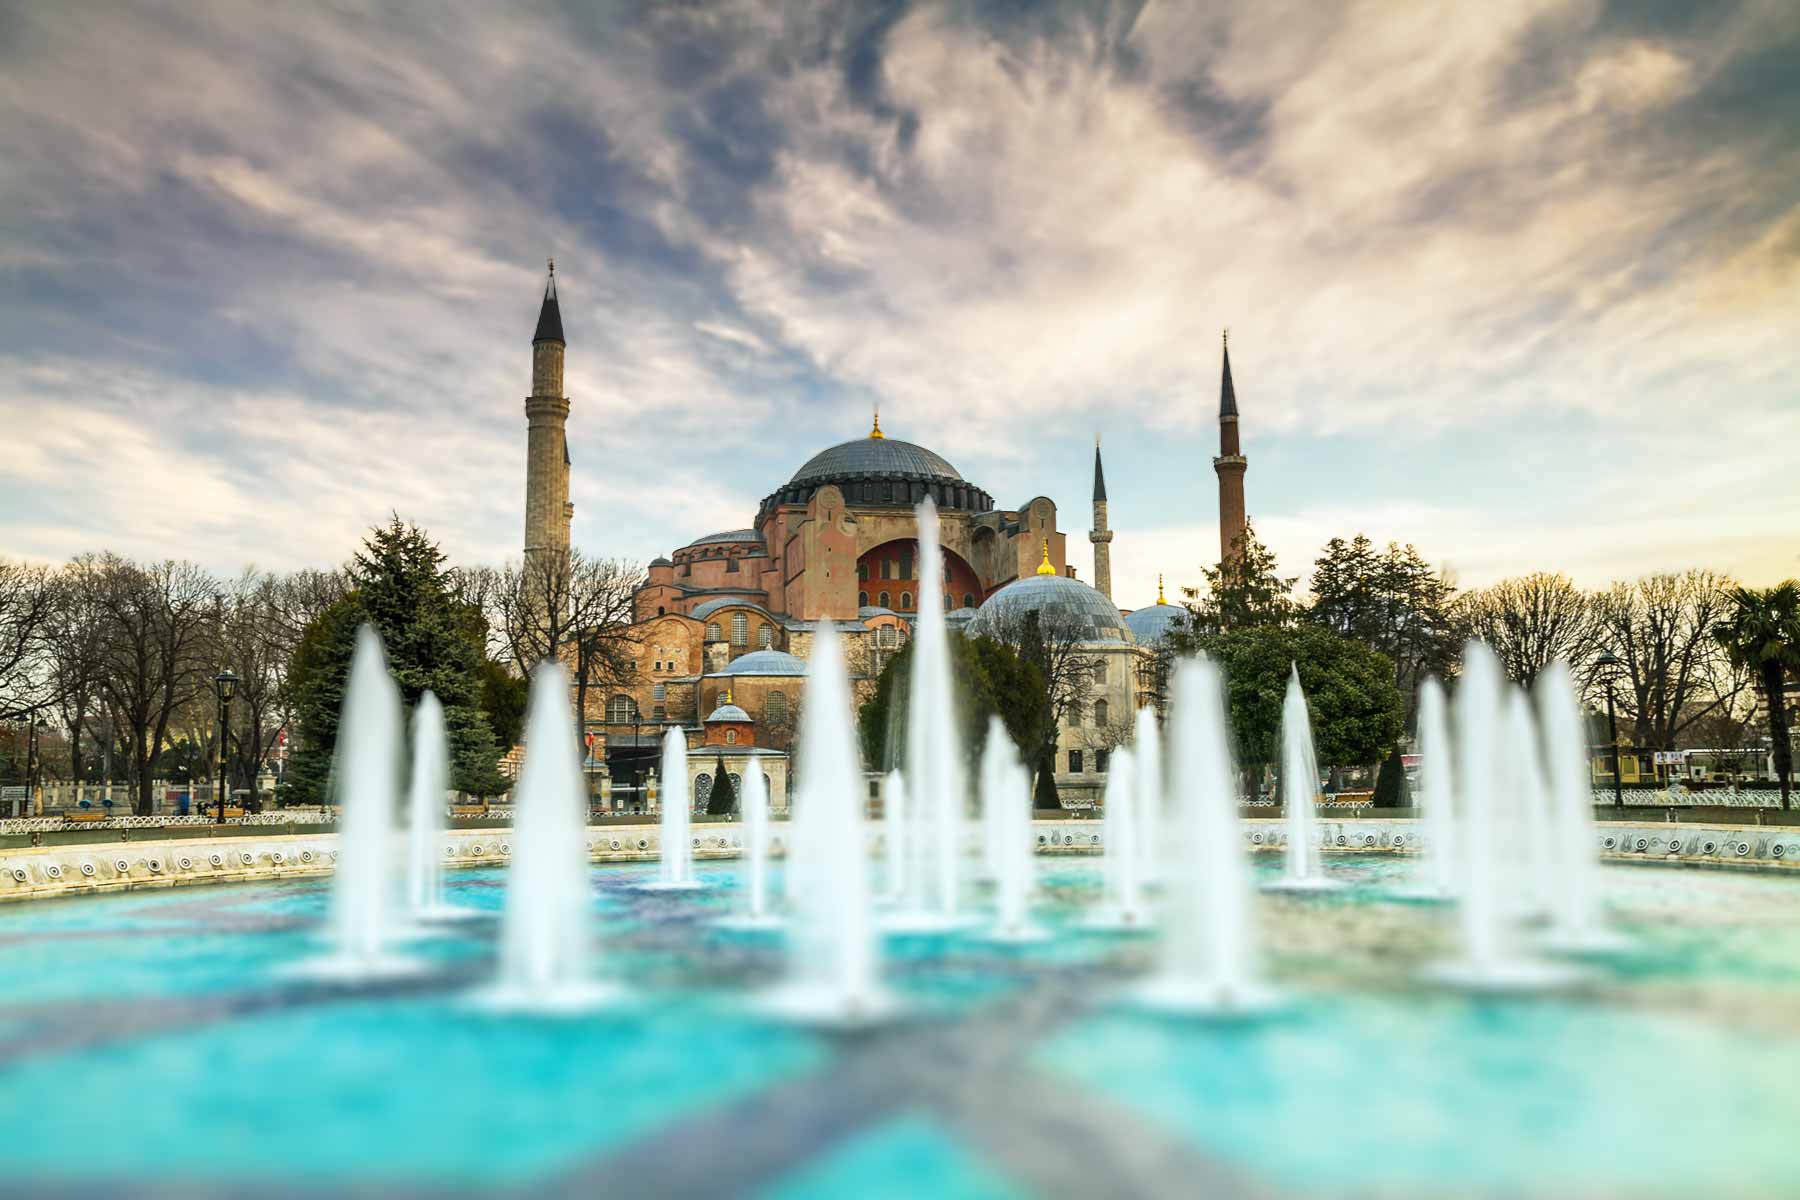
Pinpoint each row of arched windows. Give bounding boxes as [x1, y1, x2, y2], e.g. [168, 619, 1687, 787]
[858, 591, 977, 611]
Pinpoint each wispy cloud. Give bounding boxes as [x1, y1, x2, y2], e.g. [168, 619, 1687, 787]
[1, 0, 1795, 594]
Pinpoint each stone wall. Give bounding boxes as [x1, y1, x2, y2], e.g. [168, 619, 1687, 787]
[3, 818, 1793, 903]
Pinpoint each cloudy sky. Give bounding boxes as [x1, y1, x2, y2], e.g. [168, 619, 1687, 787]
[3, 0, 1796, 607]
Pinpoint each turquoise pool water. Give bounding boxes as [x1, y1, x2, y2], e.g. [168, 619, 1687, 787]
[0, 856, 1795, 1198]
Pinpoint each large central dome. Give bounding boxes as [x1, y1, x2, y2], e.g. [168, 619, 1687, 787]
[758, 427, 994, 520]
[787, 437, 963, 486]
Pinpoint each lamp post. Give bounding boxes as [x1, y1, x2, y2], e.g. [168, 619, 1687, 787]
[213, 670, 238, 825]
[1596, 651, 1623, 809]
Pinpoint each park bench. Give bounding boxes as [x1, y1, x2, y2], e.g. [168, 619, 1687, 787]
[63, 811, 109, 824]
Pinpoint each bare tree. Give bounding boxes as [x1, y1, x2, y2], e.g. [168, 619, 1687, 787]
[1453, 572, 1599, 688]
[215, 571, 298, 797]
[0, 558, 59, 721]
[47, 559, 111, 781]
[87, 555, 219, 814]
[488, 551, 644, 740]
[1595, 570, 1745, 752]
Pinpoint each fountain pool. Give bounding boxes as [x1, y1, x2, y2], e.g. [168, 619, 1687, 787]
[1, 852, 1795, 1198]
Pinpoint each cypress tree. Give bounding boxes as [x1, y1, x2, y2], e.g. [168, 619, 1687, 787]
[705, 751, 736, 814]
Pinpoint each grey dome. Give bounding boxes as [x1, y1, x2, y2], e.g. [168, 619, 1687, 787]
[684, 528, 764, 550]
[705, 702, 752, 723]
[1125, 602, 1185, 646]
[789, 437, 962, 486]
[967, 574, 1133, 645]
[716, 649, 806, 677]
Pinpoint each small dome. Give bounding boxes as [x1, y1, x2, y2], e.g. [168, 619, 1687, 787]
[1125, 601, 1185, 646]
[788, 437, 963, 486]
[967, 573, 1133, 645]
[684, 528, 765, 550]
[649, 556, 672, 567]
[717, 649, 806, 677]
[705, 702, 752, 723]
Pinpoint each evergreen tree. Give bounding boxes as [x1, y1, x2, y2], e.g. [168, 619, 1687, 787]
[1371, 743, 1407, 808]
[280, 518, 508, 805]
[1306, 534, 1457, 726]
[1180, 520, 1297, 635]
[705, 751, 736, 814]
[856, 633, 1049, 796]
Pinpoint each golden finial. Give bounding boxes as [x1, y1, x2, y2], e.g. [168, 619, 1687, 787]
[1157, 573, 1166, 604]
[724, 687, 733, 705]
[869, 405, 884, 439]
[1036, 539, 1056, 576]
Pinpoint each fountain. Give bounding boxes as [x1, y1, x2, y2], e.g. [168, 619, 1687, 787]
[1423, 642, 1582, 991]
[1266, 664, 1338, 893]
[979, 716, 1008, 883]
[982, 730, 1045, 942]
[1507, 686, 1558, 921]
[403, 691, 469, 922]
[719, 754, 780, 931]
[1401, 676, 1458, 901]
[1135, 656, 1277, 1015]
[640, 728, 703, 891]
[1087, 747, 1148, 929]
[1536, 662, 1632, 955]
[887, 496, 969, 932]
[484, 660, 613, 1012]
[760, 624, 892, 1024]
[880, 768, 908, 904]
[1132, 705, 1163, 887]
[293, 624, 415, 979]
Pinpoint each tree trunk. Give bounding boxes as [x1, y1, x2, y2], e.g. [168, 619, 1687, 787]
[1766, 661, 1792, 810]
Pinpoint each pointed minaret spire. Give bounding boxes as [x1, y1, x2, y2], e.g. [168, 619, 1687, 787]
[1219, 327, 1238, 419]
[533, 258, 565, 345]
[1213, 328, 1247, 573]
[1089, 433, 1113, 599]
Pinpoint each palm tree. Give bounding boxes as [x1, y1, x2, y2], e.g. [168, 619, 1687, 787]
[1714, 582, 1800, 809]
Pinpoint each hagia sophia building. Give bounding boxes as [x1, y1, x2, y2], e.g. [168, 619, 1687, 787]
[520, 264, 1242, 809]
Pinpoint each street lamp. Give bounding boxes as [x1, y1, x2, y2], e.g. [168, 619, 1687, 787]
[1596, 652, 1623, 809]
[213, 670, 238, 825]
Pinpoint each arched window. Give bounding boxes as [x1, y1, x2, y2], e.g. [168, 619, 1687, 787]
[1094, 699, 1109, 727]
[877, 626, 898, 650]
[766, 690, 789, 721]
[900, 592, 914, 610]
[858, 563, 869, 581]
[653, 704, 667, 721]
[1092, 660, 1107, 686]
[725, 729, 738, 744]
[695, 773, 711, 803]
[758, 625, 773, 649]
[608, 694, 636, 724]
[943, 593, 953, 613]
[859, 590, 869, 607]
[707, 622, 722, 641]
[657, 605, 665, 615]
[731, 612, 748, 646]
[1068, 700, 1084, 728]
[762, 773, 774, 802]
[879, 591, 890, 608]
[963, 593, 975, 609]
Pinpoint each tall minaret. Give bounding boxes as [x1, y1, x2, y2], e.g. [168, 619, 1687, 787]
[1089, 434, 1113, 599]
[524, 259, 572, 571]
[1212, 329, 1247, 572]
